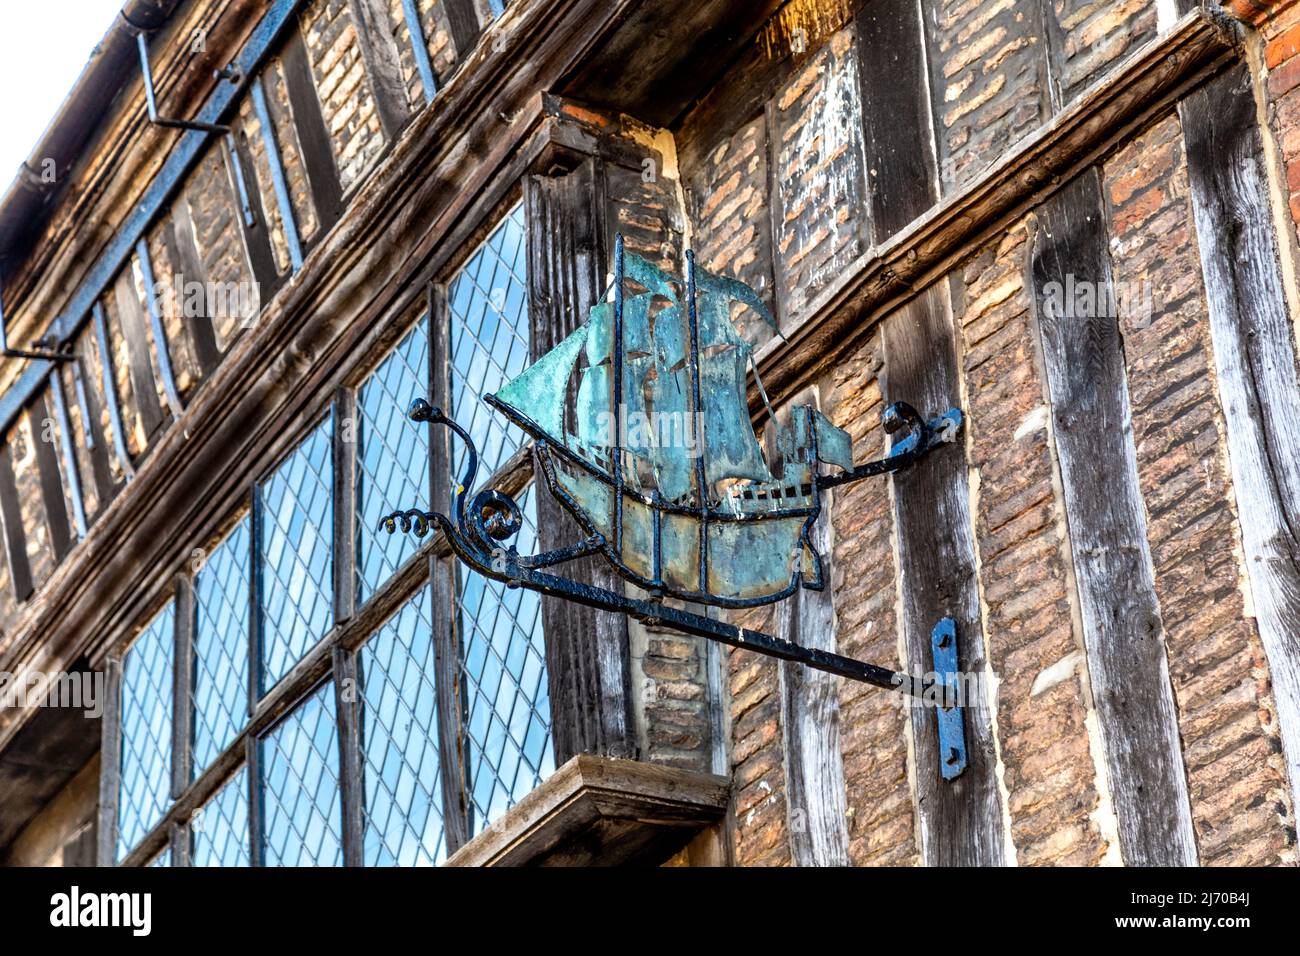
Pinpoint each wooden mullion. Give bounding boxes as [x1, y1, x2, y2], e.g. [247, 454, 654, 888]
[0, 440, 34, 601]
[428, 281, 472, 851]
[882, 281, 1005, 866]
[245, 733, 264, 867]
[111, 270, 167, 442]
[348, 0, 418, 132]
[97, 655, 123, 865]
[281, 25, 346, 229]
[160, 209, 223, 377]
[432, 553, 471, 852]
[249, 486, 266, 708]
[443, 0, 484, 61]
[333, 645, 365, 866]
[334, 388, 358, 624]
[170, 819, 191, 867]
[27, 391, 75, 562]
[173, 574, 196, 799]
[1029, 167, 1197, 865]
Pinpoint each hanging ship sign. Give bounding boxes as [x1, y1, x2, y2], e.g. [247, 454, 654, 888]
[382, 235, 970, 779]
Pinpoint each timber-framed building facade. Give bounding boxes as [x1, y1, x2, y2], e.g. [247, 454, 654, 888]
[1, 0, 1299, 867]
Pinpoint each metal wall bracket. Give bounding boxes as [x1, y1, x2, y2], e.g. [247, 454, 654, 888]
[0, 272, 76, 363]
[931, 617, 967, 781]
[130, 21, 258, 228]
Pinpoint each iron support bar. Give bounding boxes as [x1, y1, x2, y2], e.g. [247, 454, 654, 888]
[400, 0, 438, 104]
[48, 370, 89, 538]
[249, 76, 304, 272]
[135, 28, 259, 228]
[135, 238, 185, 415]
[0, 273, 75, 363]
[92, 302, 137, 481]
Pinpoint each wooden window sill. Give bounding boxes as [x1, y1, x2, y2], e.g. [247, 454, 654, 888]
[444, 755, 729, 867]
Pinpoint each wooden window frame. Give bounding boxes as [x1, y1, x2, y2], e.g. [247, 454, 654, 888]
[99, 198, 546, 867]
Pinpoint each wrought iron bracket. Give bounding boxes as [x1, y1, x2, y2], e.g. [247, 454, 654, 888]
[0, 271, 77, 364]
[380, 397, 969, 779]
[129, 20, 258, 228]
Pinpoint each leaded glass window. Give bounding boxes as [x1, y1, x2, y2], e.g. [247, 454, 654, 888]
[356, 318, 431, 602]
[192, 516, 251, 776]
[359, 588, 444, 865]
[448, 203, 530, 479]
[117, 602, 175, 862]
[459, 487, 553, 833]
[105, 201, 557, 868]
[259, 416, 333, 693]
[262, 682, 343, 866]
[191, 766, 251, 867]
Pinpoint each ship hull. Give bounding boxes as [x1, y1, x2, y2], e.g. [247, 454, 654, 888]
[540, 443, 822, 606]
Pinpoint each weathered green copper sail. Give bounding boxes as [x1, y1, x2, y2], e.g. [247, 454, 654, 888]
[487, 247, 856, 603]
[493, 320, 587, 442]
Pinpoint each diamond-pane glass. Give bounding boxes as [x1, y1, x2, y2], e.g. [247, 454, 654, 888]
[259, 417, 333, 693]
[262, 682, 342, 866]
[448, 204, 529, 480]
[357, 320, 430, 602]
[191, 766, 251, 867]
[192, 516, 251, 776]
[360, 588, 444, 865]
[118, 603, 175, 861]
[459, 487, 552, 833]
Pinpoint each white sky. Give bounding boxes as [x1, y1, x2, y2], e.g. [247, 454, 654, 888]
[0, 1, 128, 186]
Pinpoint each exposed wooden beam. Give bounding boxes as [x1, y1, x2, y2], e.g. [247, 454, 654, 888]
[91, 301, 136, 482]
[135, 238, 186, 415]
[112, 268, 167, 440]
[1180, 62, 1300, 829]
[773, 393, 849, 866]
[883, 282, 1005, 865]
[47, 370, 89, 538]
[348, 0, 417, 132]
[250, 76, 305, 272]
[524, 154, 636, 763]
[281, 25, 345, 228]
[161, 204, 223, 377]
[28, 391, 76, 562]
[857, 0, 938, 243]
[750, 6, 1239, 408]
[1029, 168, 1197, 866]
[443, 0, 484, 62]
[0, 439, 34, 602]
